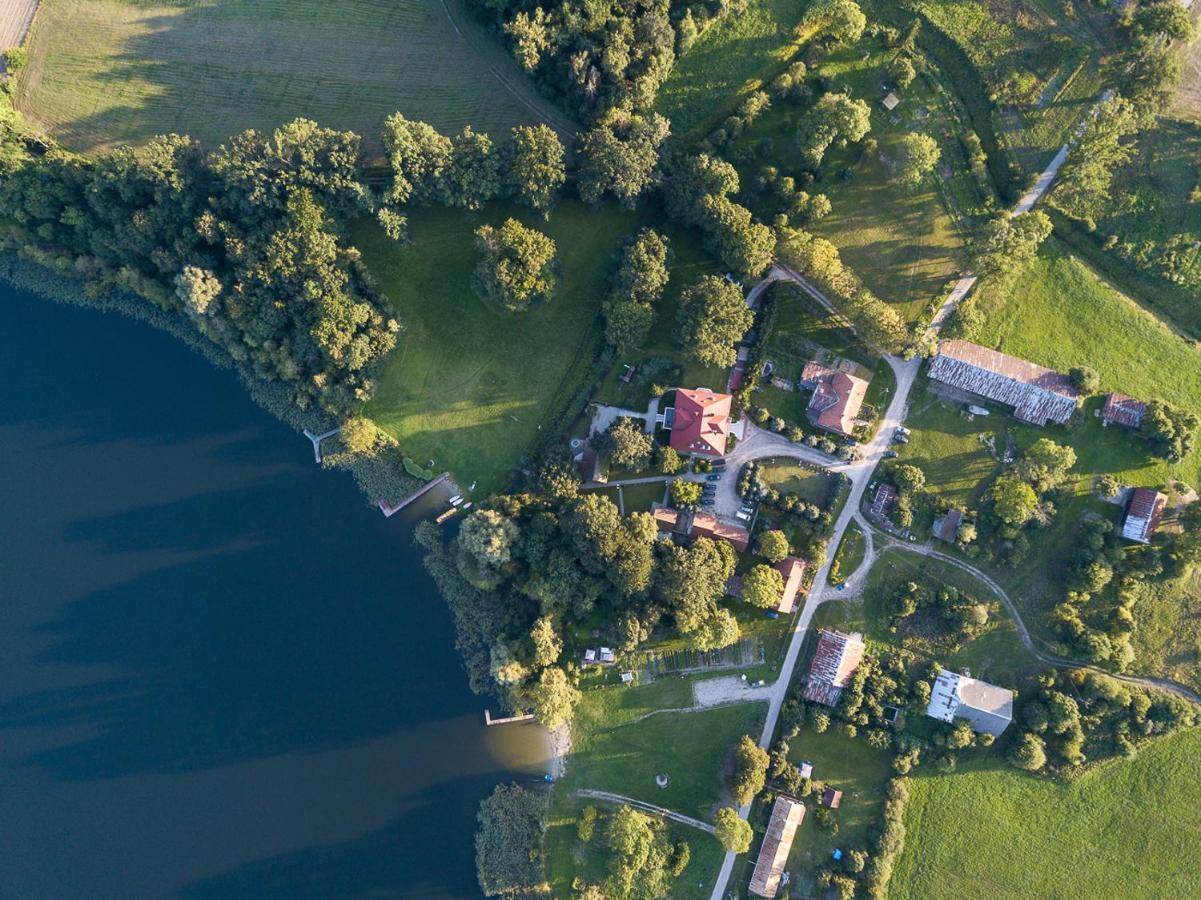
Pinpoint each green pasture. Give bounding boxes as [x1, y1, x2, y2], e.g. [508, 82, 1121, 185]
[355, 201, 637, 496]
[891, 727, 1201, 899]
[15, 0, 567, 152]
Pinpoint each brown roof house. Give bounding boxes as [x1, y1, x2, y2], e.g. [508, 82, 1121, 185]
[926, 668, 1013, 736]
[820, 787, 843, 809]
[653, 507, 751, 553]
[927, 340, 1080, 426]
[669, 387, 732, 456]
[801, 362, 868, 436]
[748, 795, 806, 898]
[775, 556, 808, 615]
[1122, 488, 1167, 544]
[802, 630, 866, 706]
[932, 508, 964, 543]
[1100, 392, 1147, 429]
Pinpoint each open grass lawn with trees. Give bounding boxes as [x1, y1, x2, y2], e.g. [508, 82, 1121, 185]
[544, 679, 764, 893]
[891, 727, 1201, 899]
[967, 239, 1201, 489]
[15, 0, 565, 153]
[727, 37, 974, 325]
[653, 0, 814, 142]
[354, 201, 636, 495]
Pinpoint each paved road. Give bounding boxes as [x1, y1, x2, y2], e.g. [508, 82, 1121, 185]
[574, 789, 717, 834]
[708, 89, 1114, 894]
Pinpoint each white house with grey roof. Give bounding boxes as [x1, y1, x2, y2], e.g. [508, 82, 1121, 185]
[926, 668, 1014, 736]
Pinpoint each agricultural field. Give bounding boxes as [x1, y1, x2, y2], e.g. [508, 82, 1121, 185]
[653, 0, 813, 142]
[890, 727, 1201, 899]
[728, 38, 976, 325]
[13, 0, 567, 152]
[354, 200, 637, 496]
[1128, 566, 1201, 694]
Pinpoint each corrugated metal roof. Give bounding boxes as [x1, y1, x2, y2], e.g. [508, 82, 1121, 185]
[928, 341, 1079, 426]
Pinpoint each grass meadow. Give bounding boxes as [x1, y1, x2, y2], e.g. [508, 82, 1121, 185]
[726, 39, 974, 326]
[654, 0, 813, 142]
[969, 240, 1201, 489]
[354, 201, 637, 496]
[15, 0, 568, 152]
[890, 727, 1201, 899]
[545, 679, 762, 895]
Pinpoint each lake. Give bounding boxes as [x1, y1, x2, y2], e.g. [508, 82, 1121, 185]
[0, 284, 547, 898]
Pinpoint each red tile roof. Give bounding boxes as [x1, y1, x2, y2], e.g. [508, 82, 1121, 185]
[670, 387, 733, 456]
[748, 796, 806, 898]
[805, 369, 868, 435]
[803, 630, 865, 706]
[1101, 392, 1146, 429]
[690, 512, 750, 552]
[820, 787, 843, 809]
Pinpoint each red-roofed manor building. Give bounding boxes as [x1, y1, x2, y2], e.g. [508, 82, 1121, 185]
[800, 362, 868, 436]
[668, 387, 733, 456]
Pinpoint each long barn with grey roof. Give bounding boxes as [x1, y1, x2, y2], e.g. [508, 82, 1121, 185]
[927, 340, 1080, 426]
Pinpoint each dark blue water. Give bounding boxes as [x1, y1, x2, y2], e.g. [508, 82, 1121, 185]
[0, 285, 546, 898]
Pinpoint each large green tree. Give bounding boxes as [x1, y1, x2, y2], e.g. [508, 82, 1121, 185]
[796, 92, 871, 170]
[473, 218, 557, 312]
[577, 110, 670, 208]
[675, 275, 754, 367]
[475, 784, 548, 896]
[714, 807, 753, 852]
[742, 564, 784, 608]
[505, 124, 566, 214]
[894, 132, 941, 187]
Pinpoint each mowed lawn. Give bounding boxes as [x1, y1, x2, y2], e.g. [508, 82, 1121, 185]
[560, 681, 767, 822]
[15, 0, 567, 152]
[354, 201, 636, 496]
[891, 728, 1201, 899]
[969, 240, 1201, 488]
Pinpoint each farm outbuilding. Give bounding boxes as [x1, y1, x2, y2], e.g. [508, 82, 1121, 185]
[927, 340, 1080, 426]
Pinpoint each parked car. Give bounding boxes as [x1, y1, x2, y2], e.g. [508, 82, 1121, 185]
[883, 450, 898, 459]
[706, 474, 721, 482]
[712, 459, 727, 469]
[892, 431, 909, 444]
[895, 425, 911, 436]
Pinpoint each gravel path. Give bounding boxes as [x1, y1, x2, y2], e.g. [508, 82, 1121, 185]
[573, 789, 716, 834]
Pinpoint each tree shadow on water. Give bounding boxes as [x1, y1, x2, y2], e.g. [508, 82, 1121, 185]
[0, 463, 467, 781]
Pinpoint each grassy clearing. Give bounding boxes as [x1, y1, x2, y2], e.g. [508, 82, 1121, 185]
[829, 521, 865, 585]
[969, 239, 1201, 489]
[619, 481, 668, 513]
[891, 727, 1201, 899]
[1128, 566, 1201, 694]
[15, 0, 566, 152]
[654, 0, 812, 141]
[906, 0, 1109, 170]
[814, 551, 1038, 686]
[758, 459, 837, 506]
[783, 728, 892, 887]
[562, 685, 768, 821]
[354, 200, 637, 496]
[729, 39, 972, 325]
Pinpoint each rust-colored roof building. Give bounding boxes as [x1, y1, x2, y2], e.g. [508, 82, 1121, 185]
[1122, 488, 1167, 544]
[820, 787, 843, 809]
[669, 387, 732, 456]
[775, 556, 807, 615]
[801, 362, 868, 436]
[653, 507, 750, 553]
[802, 630, 866, 706]
[1101, 392, 1146, 429]
[690, 511, 751, 552]
[748, 795, 806, 898]
[927, 340, 1080, 426]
